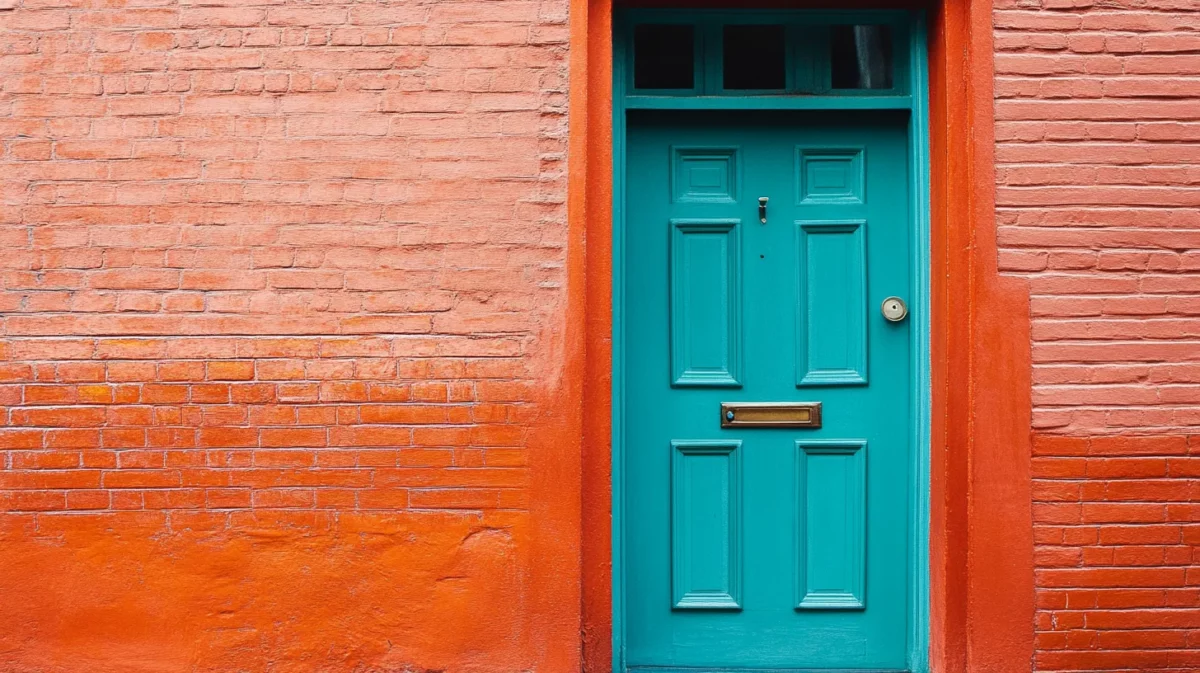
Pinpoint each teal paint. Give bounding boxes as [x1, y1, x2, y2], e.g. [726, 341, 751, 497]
[625, 111, 912, 670]
[796, 220, 868, 386]
[904, 14, 932, 673]
[798, 149, 865, 205]
[670, 219, 742, 387]
[672, 148, 738, 203]
[626, 95, 914, 111]
[671, 440, 743, 609]
[611, 18, 629, 672]
[796, 440, 867, 610]
[611, 10, 932, 673]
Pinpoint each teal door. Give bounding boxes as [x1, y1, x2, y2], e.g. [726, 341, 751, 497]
[624, 110, 914, 671]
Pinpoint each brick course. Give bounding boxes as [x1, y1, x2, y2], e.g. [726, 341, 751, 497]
[996, 1, 1200, 670]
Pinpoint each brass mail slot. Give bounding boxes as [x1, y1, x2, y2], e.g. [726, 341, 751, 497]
[720, 402, 822, 428]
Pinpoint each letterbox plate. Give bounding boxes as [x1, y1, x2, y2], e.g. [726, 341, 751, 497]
[720, 402, 822, 428]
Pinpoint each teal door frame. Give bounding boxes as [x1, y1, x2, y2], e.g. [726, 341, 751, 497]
[611, 9, 932, 673]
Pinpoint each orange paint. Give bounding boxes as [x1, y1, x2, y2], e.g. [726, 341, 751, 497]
[575, 0, 1035, 670]
[577, 0, 617, 671]
[925, 0, 1037, 667]
[0, 511, 543, 671]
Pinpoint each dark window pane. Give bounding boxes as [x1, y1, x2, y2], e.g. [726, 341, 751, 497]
[831, 25, 893, 90]
[723, 25, 786, 90]
[634, 24, 694, 90]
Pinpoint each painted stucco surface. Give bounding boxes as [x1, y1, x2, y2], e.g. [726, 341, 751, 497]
[0, 0, 581, 670]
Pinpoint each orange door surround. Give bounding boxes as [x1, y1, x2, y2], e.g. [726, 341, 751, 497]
[568, 0, 1036, 672]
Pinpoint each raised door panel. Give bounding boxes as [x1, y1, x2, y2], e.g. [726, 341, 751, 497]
[670, 219, 743, 387]
[672, 440, 742, 609]
[795, 219, 868, 386]
[797, 147, 864, 205]
[796, 440, 867, 610]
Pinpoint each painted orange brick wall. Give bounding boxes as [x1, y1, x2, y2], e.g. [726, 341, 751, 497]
[994, 1, 1200, 671]
[0, 0, 581, 671]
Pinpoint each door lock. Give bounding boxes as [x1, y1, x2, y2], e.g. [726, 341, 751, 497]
[758, 196, 768, 224]
[881, 296, 909, 322]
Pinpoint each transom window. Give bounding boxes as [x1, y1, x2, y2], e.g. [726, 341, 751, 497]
[623, 11, 910, 97]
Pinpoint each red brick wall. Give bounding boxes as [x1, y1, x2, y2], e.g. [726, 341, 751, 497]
[995, 1, 1200, 671]
[0, 0, 579, 671]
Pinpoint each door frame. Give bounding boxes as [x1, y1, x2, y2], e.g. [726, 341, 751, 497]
[573, 1, 1036, 672]
[611, 9, 930, 672]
